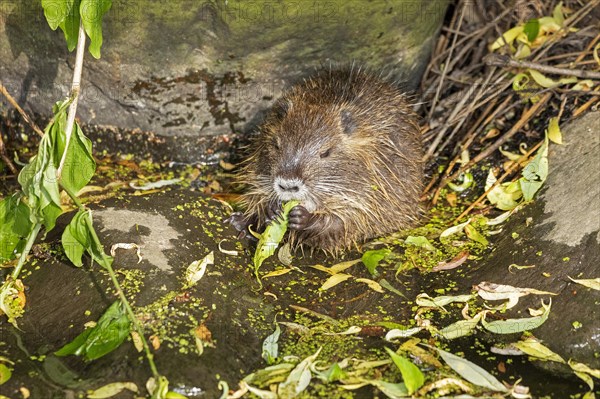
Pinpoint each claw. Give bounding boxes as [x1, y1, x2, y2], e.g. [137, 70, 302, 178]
[265, 200, 283, 224]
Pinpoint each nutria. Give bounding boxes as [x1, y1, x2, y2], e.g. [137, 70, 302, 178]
[236, 68, 424, 252]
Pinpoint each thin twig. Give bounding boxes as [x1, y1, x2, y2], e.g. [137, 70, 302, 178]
[427, 1, 465, 122]
[0, 82, 44, 137]
[573, 96, 599, 118]
[0, 131, 18, 174]
[574, 32, 600, 64]
[429, 94, 513, 202]
[484, 53, 600, 80]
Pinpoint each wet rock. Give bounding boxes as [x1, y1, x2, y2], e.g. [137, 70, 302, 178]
[1, 0, 448, 162]
[0, 190, 270, 398]
[464, 111, 600, 375]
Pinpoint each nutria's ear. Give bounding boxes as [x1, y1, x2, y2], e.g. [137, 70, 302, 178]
[271, 99, 291, 120]
[340, 109, 357, 135]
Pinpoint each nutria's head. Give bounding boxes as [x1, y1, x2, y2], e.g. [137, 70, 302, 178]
[252, 99, 369, 214]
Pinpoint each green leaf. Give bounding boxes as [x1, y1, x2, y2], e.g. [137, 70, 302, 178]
[61, 210, 90, 267]
[415, 293, 474, 309]
[54, 327, 93, 357]
[385, 347, 424, 395]
[17, 101, 75, 232]
[87, 382, 138, 398]
[253, 201, 299, 279]
[0, 363, 12, 385]
[42, 0, 74, 30]
[439, 313, 483, 340]
[322, 363, 344, 383]
[523, 19, 540, 42]
[55, 300, 131, 361]
[404, 236, 436, 251]
[80, 0, 113, 58]
[42, 0, 81, 51]
[435, 347, 508, 392]
[61, 209, 113, 269]
[486, 170, 522, 211]
[481, 299, 552, 334]
[59, 122, 96, 195]
[361, 248, 391, 276]
[368, 380, 408, 398]
[520, 137, 549, 201]
[464, 225, 489, 246]
[0, 195, 33, 262]
[261, 322, 281, 365]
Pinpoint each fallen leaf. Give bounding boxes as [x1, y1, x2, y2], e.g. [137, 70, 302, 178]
[263, 268, 293, 278]
[439, 312, 483, 340]
[87, 382, 138, 398]
[355, 278, 384, 293]
[435, 347, 508, 392]
[385, 347, 425, 395]
[568, 277, 600, 291]
[547, 117, 562, 144]
[481, 299, 552, 334]
[513, 338, 565, 363]
[320, 274, 353, 291]
[185, 251, 214, 287]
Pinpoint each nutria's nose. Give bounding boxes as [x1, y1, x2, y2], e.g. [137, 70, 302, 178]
[278, 182, 299, 192]
[274, 176, 305, 198]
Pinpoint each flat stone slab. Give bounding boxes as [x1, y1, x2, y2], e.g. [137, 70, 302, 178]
[463, 111, 600, 374]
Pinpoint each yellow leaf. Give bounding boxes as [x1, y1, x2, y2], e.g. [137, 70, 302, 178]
[512, 73, 530, 91]
[310, 259, 360, 275]
[572, 80, 595, 91]
[490, 26, 524, 51]
[514, 338, 565, 363]
[310, 264, 335, 274]
[320, 273, 353, 291]
[547, 117, 562, 144]
[569, 359, 600, 379]
[263, 268, 293, 278]
[528, 69, 577, 88]
[552, 2, 565, 26]
[515, 44, 531, 59]
[355, 278, 384, 293]
[330, 259, 361, 274]
[568, 276, 600, 291]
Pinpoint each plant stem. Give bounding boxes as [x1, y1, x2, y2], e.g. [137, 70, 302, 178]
[57, 21, 86, 179]
[11, 223, 42, 280]
[62, 185, 160, 379]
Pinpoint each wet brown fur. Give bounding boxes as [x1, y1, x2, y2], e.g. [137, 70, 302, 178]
[240, 68, 424, 253]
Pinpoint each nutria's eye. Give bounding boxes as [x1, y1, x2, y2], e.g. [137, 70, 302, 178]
[320, 148, 332, 158]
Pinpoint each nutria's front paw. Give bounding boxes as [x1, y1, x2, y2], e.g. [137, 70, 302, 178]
[289, 205, 313, 231]
[224, 212, 257, 241]
[224, 212, 248, 232]
[265, 200, 283, 224]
